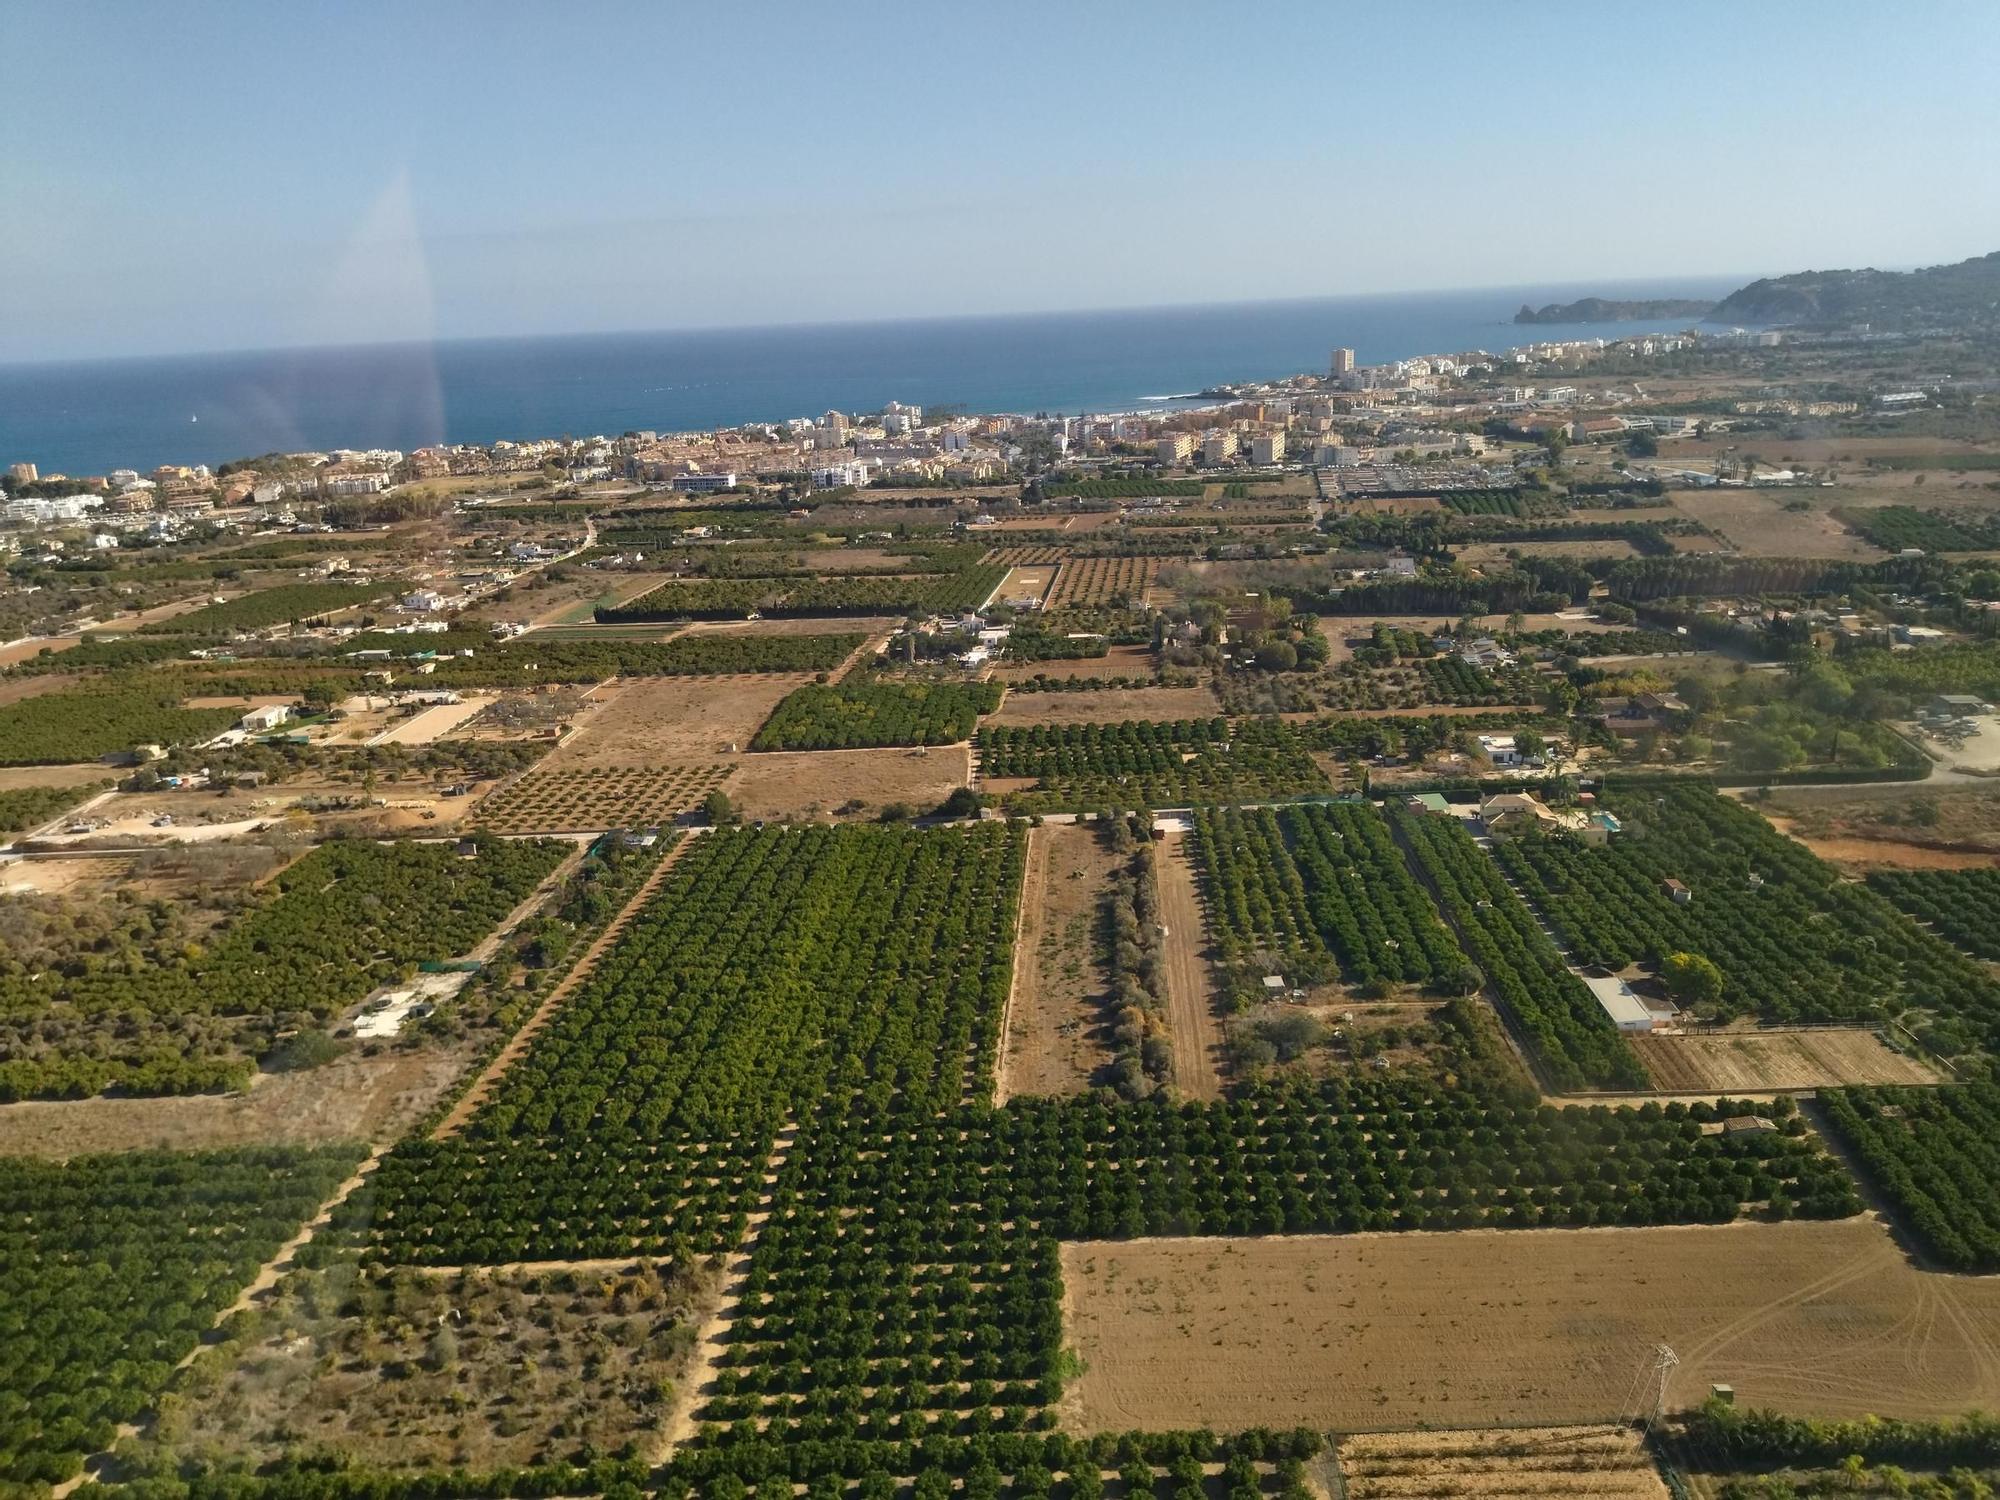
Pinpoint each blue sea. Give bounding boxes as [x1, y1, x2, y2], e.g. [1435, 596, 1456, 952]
[0, 279, 1740, 477]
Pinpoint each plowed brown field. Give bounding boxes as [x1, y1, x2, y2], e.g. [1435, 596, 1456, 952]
[1061, 1221, 2000, 1433]
[1631, 1029, 1944, 1091]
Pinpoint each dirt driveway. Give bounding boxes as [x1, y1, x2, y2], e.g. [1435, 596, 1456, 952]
[1155, 831, 1223, 1100]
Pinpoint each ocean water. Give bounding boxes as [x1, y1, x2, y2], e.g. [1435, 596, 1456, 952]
[0, 279, 1739, 477]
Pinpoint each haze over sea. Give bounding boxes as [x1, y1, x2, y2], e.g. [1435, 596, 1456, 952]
[0, 278, 1738, 477]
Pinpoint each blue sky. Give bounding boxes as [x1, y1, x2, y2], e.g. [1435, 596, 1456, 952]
[4, 0, 1999, 362]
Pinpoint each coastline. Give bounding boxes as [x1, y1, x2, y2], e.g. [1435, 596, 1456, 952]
[0, 279, 1738, 475]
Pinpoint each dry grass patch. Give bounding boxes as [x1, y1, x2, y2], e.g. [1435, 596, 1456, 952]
[1630, 1028, 1943, 1091]
[0, 761, 123, 792]
[1339, 1426, 1667, 1499]
[165, 1259, 712, 1471]
[0, 1045, 476, 1157]
[1665, 492, 1882, 559]
[1059, 1220, 2000, 1434]
[986, 686, 1224, 728]
[542, 674, 808, 766]
[726, 745, 968, 822]
[993, 644, 1162, 683]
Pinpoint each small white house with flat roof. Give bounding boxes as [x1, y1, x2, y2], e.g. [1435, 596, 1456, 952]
[1584, 974, 1677, 1033]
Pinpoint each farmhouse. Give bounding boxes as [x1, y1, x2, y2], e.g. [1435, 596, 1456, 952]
[1480, 791, 1558, 837]
[1663, 878, 1692, 904]
[1583, 973, 1676, 1034]
[239, 704, 292, 733]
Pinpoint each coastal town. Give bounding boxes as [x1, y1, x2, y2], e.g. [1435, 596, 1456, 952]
[11, 153, 2000, 1500]
[6, 323, 1817, 538]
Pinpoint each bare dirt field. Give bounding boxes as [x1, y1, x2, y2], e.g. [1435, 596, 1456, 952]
[1338, 1426, 1668, 1500]
[1155, 832, 1223, 1101]
[541, 674, 806, 766]
[1631, 1028, 1943, 1091]
[1763, 811, 2000, 871]
[998, 564, 1059, 606]
[367, 696, 495, 745]
[0, 852, 132, 896]
[726, 744, 969, 822]
[1059, 1219, 2000, 1434]
[1665, 491, 1881, 559]
[677, 614, 903, 639]
[1757, 794, 2000, 865]
[986, 685, 1224, 728]
[993, 644, 1162, 683]
[0, 1045, 476, 1158]
[0, 674, 71, 709]
[999, 824, 1120, 1101]
[0, 762, 115, 793]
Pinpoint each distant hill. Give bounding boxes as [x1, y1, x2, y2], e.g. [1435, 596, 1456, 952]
[1513, 297, 1715, 325]
[1709, 251, 2000, 330]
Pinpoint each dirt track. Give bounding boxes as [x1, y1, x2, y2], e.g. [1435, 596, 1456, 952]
[1060, 1220, 2000, 1434]
[1155, 832, 1223, 1100]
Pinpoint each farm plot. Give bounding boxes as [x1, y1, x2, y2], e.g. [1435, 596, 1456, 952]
[1394, 806, 1648, 1090]
[751, 677, 1002, 750]
[999, 823, 1124, 1100]
[139, 581, 389, 634]
[541, 673, 805, 765]
[701, 1085, 1855, 1444]
[0, 777, 110, 832]
[985, 684, 1223, 727]
[0, 1144, 364, 1486]
[596, 566, 1007, 621]
[474, 764, 732, 831]
[1338, 1427, 1668, 1500]
[1190, 803, 1464, 988]
[983, 546, 1065, 565]
[996, 563, 1059, 605]
[354, 822, 1027, 1267]
[0, 1046, 476, 1158]
[0, 682, 239, 765]
[1046, 556, 1160, 608]
[1868, 866, 2000, 960]
[166, 1257, 712, 1472]
[0, 835, 569, 1100]
[1665, 491, 1882, 559]
[1493, 785, 2000, 1054]
[1843, 504, 2000, 552]
[992, 642, 1161, 682]
[1817, 1083, 2000, 1271]
[975, 717, 1329, 811]
[728, 745, 969, 822]
[1059, 1219, 2000, 1434]
[1630, 1028, 1944, 1091]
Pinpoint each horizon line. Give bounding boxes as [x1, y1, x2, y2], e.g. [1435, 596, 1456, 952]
[0, 270, 1755, 373]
